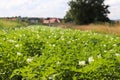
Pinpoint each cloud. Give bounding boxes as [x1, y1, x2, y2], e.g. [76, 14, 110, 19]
[29, 0, 69, 17]
[105, 0, 120, 20]
[0, 0, 120, 19]
[0, 0, 69, 18]
[0, 0, 29, 9]
[105, 0, 120, 5]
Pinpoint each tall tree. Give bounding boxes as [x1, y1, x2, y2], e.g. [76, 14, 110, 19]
[65, 0, 110, 24]
[64, 11, 73, 23]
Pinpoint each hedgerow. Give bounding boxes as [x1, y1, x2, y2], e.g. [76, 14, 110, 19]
[0, 25, 120, 80]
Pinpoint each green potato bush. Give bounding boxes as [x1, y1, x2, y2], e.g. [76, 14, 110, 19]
[0, 25, 120, 80]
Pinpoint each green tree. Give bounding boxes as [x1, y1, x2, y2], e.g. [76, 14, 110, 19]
[64, 11, 73, 23]
[65, 0, 110, 24]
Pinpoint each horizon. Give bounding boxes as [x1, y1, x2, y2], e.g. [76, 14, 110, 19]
[0, 0, 120, 20]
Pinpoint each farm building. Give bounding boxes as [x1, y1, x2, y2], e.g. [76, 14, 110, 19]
[43, 18, 61, 24]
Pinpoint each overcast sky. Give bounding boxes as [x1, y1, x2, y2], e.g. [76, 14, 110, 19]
[0, 0, 120, 20]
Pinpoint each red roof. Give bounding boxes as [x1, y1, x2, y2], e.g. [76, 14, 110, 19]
[43, 18, 61, 24]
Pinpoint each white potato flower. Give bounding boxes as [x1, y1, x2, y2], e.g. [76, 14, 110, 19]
[88, 56, 94, 63]
[17, 52, 21, 56]
[113, 44, 117, 47]
[79, 61, 86, 66]
[8, 39, 16, 43]
[115, 53, 120, 57]
[15, 44, 22, 48]
[26, 58, 33, 63]
[53, 44, 56, 47]
[97, 54, 102, 58]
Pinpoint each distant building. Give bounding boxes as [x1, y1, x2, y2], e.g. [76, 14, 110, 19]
[0, 17, 62, 25]
[43, 18, 61, 24]
[28, 18, 41, 24]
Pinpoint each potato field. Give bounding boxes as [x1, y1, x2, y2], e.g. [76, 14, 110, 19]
[0, 25, 120, 80]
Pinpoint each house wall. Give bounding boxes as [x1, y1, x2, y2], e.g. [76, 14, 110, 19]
[29, 20, 39, 23]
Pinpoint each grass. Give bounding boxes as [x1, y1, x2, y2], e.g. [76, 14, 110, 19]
[57, 22, 120, 35]
[0, 19, 28, 29]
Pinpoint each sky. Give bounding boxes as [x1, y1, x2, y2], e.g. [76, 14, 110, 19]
[0, 0, 120, 20]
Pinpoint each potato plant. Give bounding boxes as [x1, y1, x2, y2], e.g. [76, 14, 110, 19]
[0, 25, 120, 80]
